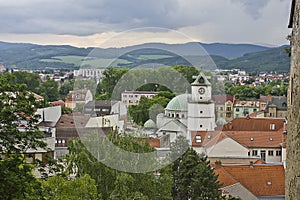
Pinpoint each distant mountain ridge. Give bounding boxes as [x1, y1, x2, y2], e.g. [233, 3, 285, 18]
[0, 41, 290, 72]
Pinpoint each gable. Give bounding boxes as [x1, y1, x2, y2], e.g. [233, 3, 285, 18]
[207, 137, 249, 157]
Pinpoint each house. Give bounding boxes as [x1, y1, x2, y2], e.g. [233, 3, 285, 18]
[191, 117, 286, 163]
[215, 162, 285, 200]
[65, 89, 93, 109]
[121, 91, 159, 106]
[213, 95, 234, 124]
[233, 100, 260, 118]
[54, 113, 112, 159]
[264, 96, 288, 118]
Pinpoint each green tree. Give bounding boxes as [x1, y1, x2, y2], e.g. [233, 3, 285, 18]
[0, 73, 47, 199]
[38, 78, 60, 102]
[59, 80, 74, 99]
[12, 71, 41, 93]
[172, 65, 199, 83]
[42, 174, 100, 200]
[96, 68, 129, 100]
[170, 137, 222, 200]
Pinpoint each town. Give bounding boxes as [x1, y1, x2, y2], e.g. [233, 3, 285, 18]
[0, 65, 289, 199]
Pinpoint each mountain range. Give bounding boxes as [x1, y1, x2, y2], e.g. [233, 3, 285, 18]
[0, 41, 290, 72]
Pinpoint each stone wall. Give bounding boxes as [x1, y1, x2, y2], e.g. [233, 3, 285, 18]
[286, 0, 300, 199]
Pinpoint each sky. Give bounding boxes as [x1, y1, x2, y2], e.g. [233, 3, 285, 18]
[0, 0, 292, 48]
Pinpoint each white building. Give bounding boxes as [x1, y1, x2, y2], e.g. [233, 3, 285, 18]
[121, 91, 159, 106]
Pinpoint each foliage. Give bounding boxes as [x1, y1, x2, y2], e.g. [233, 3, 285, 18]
[11, 71, 41, 93]
[42, 174, 100, 200]
[59, 79, 74, 99]
[65, 131, 173, 199]
[225, 80, 288, 100]
[172, 65, 200, 83]
[0, 155, 43, 200]
[0, 73, 48, 199]
[37, 78, 60, 102]
[129, 93, 173, 125]
[170, 137, 222, 200]
[96, 68, 129, 100]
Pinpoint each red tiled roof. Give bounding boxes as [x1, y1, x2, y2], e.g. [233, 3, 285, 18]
[55, 114, 90, 128]
[148, 138, 160, 148]
[225, 130, 284, 148]
[215, 164, 285, 197]
[222, 117, 285, 132]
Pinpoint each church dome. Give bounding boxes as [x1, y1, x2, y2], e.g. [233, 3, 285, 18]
[166, 93, 189, 111]
[144, 119, 156, 129]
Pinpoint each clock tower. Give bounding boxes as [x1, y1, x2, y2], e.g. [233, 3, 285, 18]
[188, 72, 215, 132]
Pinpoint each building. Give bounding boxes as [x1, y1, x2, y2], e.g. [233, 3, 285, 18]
[190, 117, 287, 164]
[233, 99, 260, 118]
[65, 89, 93, 109]
[264, 96, 288, 118]
[121, 91, 159, 106]
[215, 162, 285, 200]
[213, 95, 234, 124]
[74, 68, 105, 79]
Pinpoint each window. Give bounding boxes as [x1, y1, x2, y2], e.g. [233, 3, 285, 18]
[253, 108, 257, 112]
[236, 108, 240, 112]
[220, 107, 224, 111]
[226, 107, 231, 111]
[252, 150, 258, 156]
[200, 111, 203, 114]
[220, 113, 223, 117]
[268, 150, 274, 156]
[276, 150, 282, 156]
[200, 125, 203, 128]
[195, 135, 202, 143]
[270, 124, 275, 130]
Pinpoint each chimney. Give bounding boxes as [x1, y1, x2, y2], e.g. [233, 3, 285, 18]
[250, 161, 254, 168]
[215, 160, 222, 169]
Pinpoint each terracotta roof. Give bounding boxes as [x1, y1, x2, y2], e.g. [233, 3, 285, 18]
[191, 131, 227, 148]
[225, 130, 284, 148]
[192, 127, 285, 149]
[222, 117, 285, 131]
[148, 138, 160, 148]
[215, 163, 285, 197]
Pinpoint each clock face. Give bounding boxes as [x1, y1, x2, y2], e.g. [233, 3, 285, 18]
[198, 87, 205, 95]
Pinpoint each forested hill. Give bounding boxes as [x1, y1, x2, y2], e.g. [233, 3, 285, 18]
[0, 41, 290, 72]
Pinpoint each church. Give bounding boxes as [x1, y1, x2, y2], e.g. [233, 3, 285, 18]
[144, 72, 216, 147]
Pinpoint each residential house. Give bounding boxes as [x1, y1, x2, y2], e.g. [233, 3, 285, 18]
[233, 100, 260, 118]
[215, 162, 285, 200]
[213, 95, 234, 124]
[121, 91, 159, 106]
[264, 96, 288, 118]
[191, 117, 286, 164]
[65, 89, 93, 109]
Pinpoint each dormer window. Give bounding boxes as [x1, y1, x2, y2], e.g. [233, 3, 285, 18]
[270, 124, 275, 130]
[195, 135, 202, 143]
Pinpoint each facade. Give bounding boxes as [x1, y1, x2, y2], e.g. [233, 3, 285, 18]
[213, 95, 234, 124]
[233, 100, 260, 118]
[65, 89, 93, 109]
[121, 91, 159, 106]
[188, 72, 215, 133]
[74, 68, 105, 79]
[264, 96, 288, 118]
[191, 117, 286, 164]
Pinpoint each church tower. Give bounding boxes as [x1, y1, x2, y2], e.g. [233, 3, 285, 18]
[187, 72, 215, 132]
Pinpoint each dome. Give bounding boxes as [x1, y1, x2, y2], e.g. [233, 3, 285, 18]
[144, 119, 156, 129]
[165, 93, 189, 111]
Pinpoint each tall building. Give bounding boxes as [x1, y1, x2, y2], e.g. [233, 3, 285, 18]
[188, 72, 215, 132]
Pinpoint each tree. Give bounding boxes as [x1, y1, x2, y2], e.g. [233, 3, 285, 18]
[38, 78, 60, 102]
[96, 68, 129, 100]
[0, 73, 47, 199]
[11, 71, 41, 93]
[42, 174, 100, 200]
[170, 137, 222, 200]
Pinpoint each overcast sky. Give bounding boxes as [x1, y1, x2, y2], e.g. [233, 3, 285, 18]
[0, 0, 292, 48]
